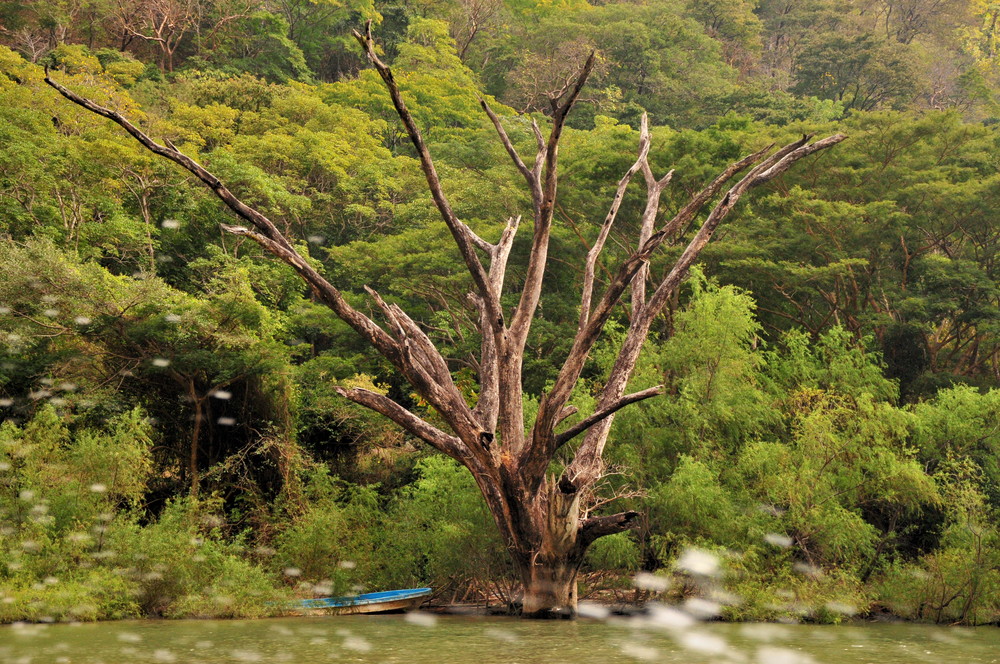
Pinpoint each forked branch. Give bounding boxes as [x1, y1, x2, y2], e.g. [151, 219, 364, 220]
[352, 22, 503, 331]
[579, 113, 672, 330]
[509, 51, 596, 347]
[562, 133, 848, 489]
[481, 99, 540, 201]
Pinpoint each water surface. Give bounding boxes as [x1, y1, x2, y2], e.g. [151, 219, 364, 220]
[1, 614, 998, 663]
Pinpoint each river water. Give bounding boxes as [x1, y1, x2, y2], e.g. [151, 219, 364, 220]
[1, 613, 998, 664]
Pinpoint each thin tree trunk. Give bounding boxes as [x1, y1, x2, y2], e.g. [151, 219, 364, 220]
[187, 378, 203, 497]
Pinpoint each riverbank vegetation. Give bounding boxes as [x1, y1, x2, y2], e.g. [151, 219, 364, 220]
[1, 0, 1000, 625]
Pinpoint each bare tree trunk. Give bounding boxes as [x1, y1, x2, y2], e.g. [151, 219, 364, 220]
[184, 377, 203, 497]
[44, 26, 845, 616]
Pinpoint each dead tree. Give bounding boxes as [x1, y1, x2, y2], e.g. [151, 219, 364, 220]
[44, 25, 846, 617]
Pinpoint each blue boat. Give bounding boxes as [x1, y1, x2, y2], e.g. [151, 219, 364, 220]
[288, 587, 433, 615]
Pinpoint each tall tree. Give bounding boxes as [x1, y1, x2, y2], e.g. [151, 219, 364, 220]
[44, 25, 845, 616]
[113, 0, 199, 71]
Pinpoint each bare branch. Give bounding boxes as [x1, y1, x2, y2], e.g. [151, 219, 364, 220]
[557, 135, 845, 414]
[474, 215, 521, 430]
[510, 52, 597, 347]
[633, 143, 674, 311]
[550, 51, 597, 121]
[580, 474, 646, 519]
[655, 144, 776, 241]
[473, 216, 521, 431]
[46, 74, 289, 252]
[752, 134, 848, 183]
[464, 222, 495, 253]
[352, 24, 503, 332]
[530, 119, 545, 178]
[555, 405, 578, 427]
[362, 285, 406, 339]
[579, 113, 653, 331]
[335, 387, 468, 460]
[481, 99, 537, 194]
[644, 136, 849, 321]
[555, 385, 664, 448]
[564, 133, 849, 489]
[490, 215, 520, 290]
[530, 137, 774, 466]
[577, 511, 640, 548]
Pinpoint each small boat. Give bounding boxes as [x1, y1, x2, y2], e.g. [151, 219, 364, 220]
[288, 587, 433, 615]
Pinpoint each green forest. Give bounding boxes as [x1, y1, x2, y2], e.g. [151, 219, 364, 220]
[1, 0, 1000, 625]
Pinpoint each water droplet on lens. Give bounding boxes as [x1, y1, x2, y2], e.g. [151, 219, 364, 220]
[758, 503, 786, 516]
[679, 631, 730, 655]
[675, 548, 721, 577]
[793, 562, 822, 577]
[621, 642, 659, 661]
[342, 636, 372, 652]
[404, 611, 437, 627]
[684, 597, 721, 619]
[764, 533, 793, 548]
[824, 602, 856, 617]
[645, 603, 695, 630]
[634, 572, 669, 592]
[577, 602, 610, 619]
[485, 628, 518, 643]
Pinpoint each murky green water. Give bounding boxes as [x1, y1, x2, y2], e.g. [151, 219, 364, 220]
[1, 614, 998, 664]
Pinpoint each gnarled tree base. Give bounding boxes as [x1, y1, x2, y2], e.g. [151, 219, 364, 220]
[519, 561, 581, 618]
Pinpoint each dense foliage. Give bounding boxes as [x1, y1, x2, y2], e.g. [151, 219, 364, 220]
[1, 0, 999, 624]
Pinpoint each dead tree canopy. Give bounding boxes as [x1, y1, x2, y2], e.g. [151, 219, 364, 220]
[45, 23, 845, 617]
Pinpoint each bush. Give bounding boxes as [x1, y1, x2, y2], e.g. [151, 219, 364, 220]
[272, 475, 384, 596]
[0, 569, 139, 623]
[110, 498, 285, 618]
[876, 526, 1000, 625]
